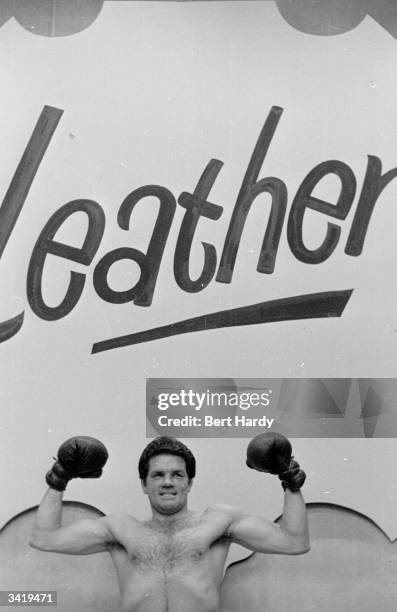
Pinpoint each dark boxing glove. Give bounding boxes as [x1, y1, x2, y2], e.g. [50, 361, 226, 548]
[46, 436, 109, 491]
[246, 432, 306, 491]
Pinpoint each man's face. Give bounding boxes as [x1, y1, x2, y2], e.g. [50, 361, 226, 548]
[142, 454, 192, 516]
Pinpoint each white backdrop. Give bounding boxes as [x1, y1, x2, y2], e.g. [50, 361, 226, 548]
[0, 1, 396, 548]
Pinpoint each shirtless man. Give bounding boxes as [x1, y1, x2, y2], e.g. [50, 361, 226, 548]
[30, 434, 309, 612]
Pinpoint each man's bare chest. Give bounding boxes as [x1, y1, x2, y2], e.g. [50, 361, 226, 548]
[115, 516, 228, 570]
[132, 530, 206, 567]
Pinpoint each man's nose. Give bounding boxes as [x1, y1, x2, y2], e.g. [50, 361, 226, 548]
[162, 474, 173, 486]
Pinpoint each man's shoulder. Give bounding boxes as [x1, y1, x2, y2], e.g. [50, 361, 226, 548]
[101, 513, 145, 549]
[207, 503, 243, 515]
[200, 505, 246, 541]
[205, 504, 245, 523]
[103, 512, 141, 531]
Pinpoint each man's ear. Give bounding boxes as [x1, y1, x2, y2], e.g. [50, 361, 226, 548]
[141, 479, 148, 495]
[187, 478, 194, 492]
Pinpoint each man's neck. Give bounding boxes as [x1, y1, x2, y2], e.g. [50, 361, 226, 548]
[150, 506, 192, 527]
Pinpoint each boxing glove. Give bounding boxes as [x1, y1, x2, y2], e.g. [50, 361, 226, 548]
[46, 436, 109, 491]
[246, 432, 306, 491]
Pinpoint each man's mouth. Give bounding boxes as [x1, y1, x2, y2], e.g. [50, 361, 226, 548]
[159, 492, 177, 497]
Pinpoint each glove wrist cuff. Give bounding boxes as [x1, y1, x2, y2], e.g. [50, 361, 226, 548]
[45, 461, 71, 491]
[280, 478, 303, 492]
[278, 459, 306, 491]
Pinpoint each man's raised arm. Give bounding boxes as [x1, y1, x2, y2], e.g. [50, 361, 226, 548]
[223, 432, 310, 555]
[30, 436, 113, 555]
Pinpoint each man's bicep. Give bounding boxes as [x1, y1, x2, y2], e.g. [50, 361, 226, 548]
[30, 516, 114, 555]
[228, 514, 291, 554]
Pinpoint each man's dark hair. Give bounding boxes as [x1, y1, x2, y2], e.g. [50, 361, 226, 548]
[138, 436, 196, 482]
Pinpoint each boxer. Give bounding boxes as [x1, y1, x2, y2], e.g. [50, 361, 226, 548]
[30, 433, 309, 612]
